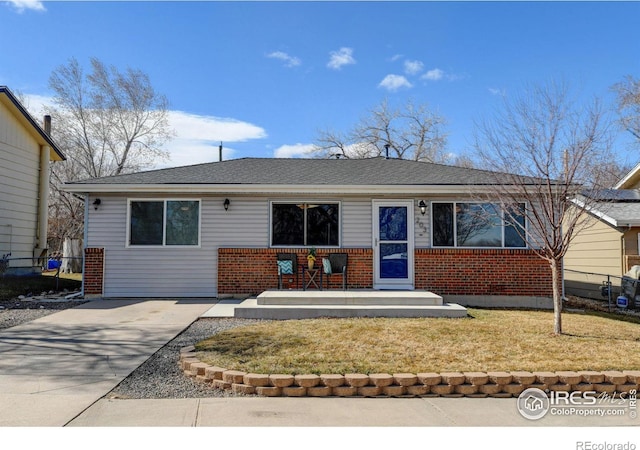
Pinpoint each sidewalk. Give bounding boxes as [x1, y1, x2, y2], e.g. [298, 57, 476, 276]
[0, 298, 214, 426]
[67, 396, 640, 427]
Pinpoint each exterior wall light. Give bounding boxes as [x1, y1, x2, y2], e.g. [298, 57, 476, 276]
[418, 200, 427, 215]
[93, 198, 101, 210]
[223, 198, 230, 211]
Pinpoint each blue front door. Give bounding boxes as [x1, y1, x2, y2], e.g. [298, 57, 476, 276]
[373, 200, 414, 289]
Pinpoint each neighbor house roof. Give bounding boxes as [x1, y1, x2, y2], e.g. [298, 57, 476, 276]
[575, 189, 640, 227]
[615, 161, 640, 189]
[64, 157, 542, 195]
[0, 86, 65, 161]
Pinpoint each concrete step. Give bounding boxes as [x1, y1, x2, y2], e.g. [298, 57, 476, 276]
[257, 289, 444, 306]
[233, 298, 468, 320]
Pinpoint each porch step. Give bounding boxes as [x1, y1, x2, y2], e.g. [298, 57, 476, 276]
[233, 298, 468, 320]
[257, 289, 444, 306]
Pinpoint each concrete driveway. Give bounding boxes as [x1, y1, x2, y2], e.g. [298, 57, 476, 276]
[0, 298, 214, 426]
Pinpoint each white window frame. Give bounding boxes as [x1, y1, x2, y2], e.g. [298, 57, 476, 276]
[430, 201, 528, 249]
[269, 200, 342, 248]
[126, 198, 202, 248]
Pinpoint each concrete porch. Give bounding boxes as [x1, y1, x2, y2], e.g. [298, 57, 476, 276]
[204, 290, 468, 320]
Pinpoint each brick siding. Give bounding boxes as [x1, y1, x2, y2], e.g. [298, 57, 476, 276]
[217, 248, 373, 295]
[83, 247, 104, 296]
[415, 248, 553, 296]
[218, 247, 552, 297]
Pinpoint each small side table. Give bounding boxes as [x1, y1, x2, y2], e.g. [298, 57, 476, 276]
[302, 267, 322, 290]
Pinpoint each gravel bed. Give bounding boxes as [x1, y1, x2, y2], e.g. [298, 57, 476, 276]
[0, 299, 88, 330]
[107, 317, 263, 399]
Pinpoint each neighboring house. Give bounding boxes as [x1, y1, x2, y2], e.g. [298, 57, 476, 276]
[563, 163, 640, 299]
[0, 86, 65, 275]
[65, 157, 553, 307]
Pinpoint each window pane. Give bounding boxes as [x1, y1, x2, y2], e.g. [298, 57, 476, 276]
[379, 206, 407, 241]
[380, 243, 408, 278]
[166, 201, 199, 246]
[130, 201, 163, 245]
[456, 203, 501, 247]
[307, 204, 339, 246]
[432, 203, 454, 246]
[505, 203, 526, 248]
[272, 204, 304, 245]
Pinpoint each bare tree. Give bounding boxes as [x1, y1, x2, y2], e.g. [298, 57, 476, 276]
[473, 81, 613, 335]
[612, 75, 640, 144]
[46, 57, 173, 251]
[314, 98, 449, 162]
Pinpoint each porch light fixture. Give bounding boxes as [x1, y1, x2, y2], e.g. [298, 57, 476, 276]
[93, 198, 101, 210]
[223, 198, 230, 211]
[418, 200, 427, 215]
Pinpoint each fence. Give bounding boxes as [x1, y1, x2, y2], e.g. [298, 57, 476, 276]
[0, 255, 83, 291]
[564, 268, 640, 311]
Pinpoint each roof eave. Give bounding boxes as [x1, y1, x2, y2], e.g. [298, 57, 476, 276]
[63, 183, 531, 196]
[0, 86, 66, 161]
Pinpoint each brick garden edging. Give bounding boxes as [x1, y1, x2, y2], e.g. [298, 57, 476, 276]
[179, 346, 640, 398]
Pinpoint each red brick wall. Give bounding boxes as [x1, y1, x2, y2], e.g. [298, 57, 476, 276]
[84, 247, 104, 296]
[218, 247, 552, 297]
[218, 248, 372, 295]
[415, 248, 552, 296]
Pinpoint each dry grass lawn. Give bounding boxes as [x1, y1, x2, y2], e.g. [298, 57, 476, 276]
[196, 309, 640, 374]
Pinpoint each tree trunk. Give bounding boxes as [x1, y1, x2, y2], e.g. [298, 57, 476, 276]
[551, 258, 562, 335]
[61, 238, 83, 273]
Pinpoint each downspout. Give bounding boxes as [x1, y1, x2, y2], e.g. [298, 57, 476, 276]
[81, 193, 89, 297]
[35, 116, 52, 260]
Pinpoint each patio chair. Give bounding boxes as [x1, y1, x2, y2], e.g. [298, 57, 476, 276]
[322, 253, 348, 290]
[276, 253, 298, 289]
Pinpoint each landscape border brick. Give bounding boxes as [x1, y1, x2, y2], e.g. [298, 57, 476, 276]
[180, 348, 639, 398]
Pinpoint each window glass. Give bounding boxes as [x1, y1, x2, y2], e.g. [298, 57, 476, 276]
[166, 201, 199, 246]
[504, 203, 526, 248]
[432, 203, 454, 246]
[379, 206, 408, 241]
[272, 204, 304, 245]
[431, 201, 526, 248]
[130, 201, 164, 245]
[272, 203, 339, 246]
[456, 203, 501, 247]
[307, 204, 339, 246]
[129, 200, 200, 246]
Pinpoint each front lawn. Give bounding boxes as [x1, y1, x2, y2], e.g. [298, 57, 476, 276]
[195, 309, 640, 374]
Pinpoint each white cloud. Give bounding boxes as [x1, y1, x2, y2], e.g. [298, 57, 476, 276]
[327, 47, 356, 70]
[163, 111, 267, 167]
[274, 143, 316, 158]
[488, 87, 506, 96]
[389, 54, 403, 62]
[422, 68, 444, 81]
[378, 74, 413, 92]
[404, 60, 424, 76]
[5, 0, 45, 12]
[266, 51, 301, 68]
[22, 94, 267, 168]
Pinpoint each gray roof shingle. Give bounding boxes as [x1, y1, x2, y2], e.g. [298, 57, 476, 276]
[67, 157, 535, 186]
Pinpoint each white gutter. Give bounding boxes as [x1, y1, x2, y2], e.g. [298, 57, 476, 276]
[63, 183, 526, 196]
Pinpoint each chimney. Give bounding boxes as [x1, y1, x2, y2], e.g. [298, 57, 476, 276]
[219, 142, 223, 162]
[44, 115, 51, 136]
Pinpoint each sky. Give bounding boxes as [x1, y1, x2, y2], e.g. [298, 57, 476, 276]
[1, 0, 639, 170]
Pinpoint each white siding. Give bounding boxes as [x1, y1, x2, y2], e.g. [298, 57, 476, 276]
[0, 102, 40, 265]
[87, 195, 269, 297]
[342, 198, 372, 247]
